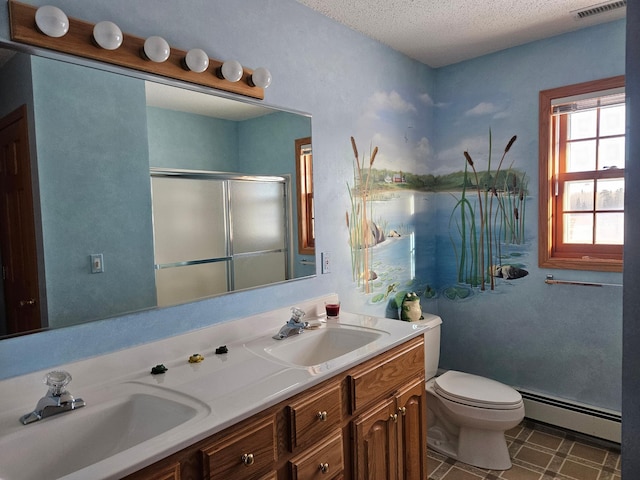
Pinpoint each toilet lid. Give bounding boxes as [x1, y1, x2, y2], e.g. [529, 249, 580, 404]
[434, 371, 523, 410]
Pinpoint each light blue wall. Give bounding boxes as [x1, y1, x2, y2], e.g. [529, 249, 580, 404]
[431, 20, 625, 411]
[0, 0, 628, 429]
[147, 107, 238, 171]
[31, 56, 157, 327]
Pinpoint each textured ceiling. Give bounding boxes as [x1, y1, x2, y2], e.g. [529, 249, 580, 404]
[294, 0, 626, 67]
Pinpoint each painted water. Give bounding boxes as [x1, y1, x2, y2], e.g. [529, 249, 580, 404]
[353, 190, 533, 308]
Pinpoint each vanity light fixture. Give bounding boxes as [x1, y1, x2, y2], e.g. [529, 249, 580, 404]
[142, 36, 171, 63]
[249, 67, 272, 89]
[184, 48, 209, 73]
[92, 21, 123, 50]
[219, 60, 244, 82]
[34, 5, 69, 38]
[10, 1, 268, 100]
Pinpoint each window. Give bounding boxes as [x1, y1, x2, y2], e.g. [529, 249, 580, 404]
[539, 76, 625, 272]
[295, 137, 314, 255]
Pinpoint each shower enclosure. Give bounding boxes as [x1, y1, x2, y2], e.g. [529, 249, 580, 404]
[151, 169, 290, 307]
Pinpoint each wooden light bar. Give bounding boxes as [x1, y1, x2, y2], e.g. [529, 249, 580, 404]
[8, 1, 265, 100]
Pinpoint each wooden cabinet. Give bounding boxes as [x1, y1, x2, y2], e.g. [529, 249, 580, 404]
[396, 378, 428, 480]
[124, 335, 425, 480]
[353, 397, 399, 480]
[350, 340, 427, 480]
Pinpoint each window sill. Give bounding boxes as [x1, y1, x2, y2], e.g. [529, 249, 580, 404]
[539, 255, 623, 272]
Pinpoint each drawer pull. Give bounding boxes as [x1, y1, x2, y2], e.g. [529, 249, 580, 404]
[398, 406, 407, 416]
[319, 462, 330, 474]
[316, 411, 328, 421]
[390, 413, 398, 422]
[241, 453, 255, 466]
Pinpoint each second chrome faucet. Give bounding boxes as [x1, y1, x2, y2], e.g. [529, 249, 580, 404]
[273, 307, 309, 339]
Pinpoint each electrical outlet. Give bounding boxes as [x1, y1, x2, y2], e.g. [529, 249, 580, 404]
[321, 252, 331, 274]
[90, 253, 104, 273]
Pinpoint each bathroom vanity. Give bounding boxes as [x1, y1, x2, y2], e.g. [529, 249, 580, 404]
[126, 334, 426, 480]
[0, 296, 428, 480]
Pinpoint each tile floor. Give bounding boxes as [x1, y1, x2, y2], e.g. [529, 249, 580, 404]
[427, 420, 621, 480]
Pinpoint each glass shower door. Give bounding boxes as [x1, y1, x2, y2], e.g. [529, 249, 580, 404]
[229, 179, 288, 290]
[151, 176, 229, 306]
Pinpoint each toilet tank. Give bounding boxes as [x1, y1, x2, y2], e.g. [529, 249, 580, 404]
[414, 313, 442, 380]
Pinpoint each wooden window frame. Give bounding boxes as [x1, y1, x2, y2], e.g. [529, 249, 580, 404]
[539, 75, 625, 272]
[295, 137, 314, 255]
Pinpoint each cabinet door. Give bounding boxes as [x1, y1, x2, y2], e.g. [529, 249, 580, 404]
[396, 377, 427, 480]
[352, 398, 399, 480]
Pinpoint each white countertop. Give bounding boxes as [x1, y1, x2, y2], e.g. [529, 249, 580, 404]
[0, 295, 429, 480]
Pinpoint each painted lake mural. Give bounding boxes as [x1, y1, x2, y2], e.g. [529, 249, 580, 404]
[346, 131, 531, 316]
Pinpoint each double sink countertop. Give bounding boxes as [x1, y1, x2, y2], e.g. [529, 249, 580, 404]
[0, 295, 430, 480]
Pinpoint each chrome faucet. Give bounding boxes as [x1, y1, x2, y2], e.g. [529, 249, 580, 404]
[273, 307, 309, 339]
[20, 370, 85, 425]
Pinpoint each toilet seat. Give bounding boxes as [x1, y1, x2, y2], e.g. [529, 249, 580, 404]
[434, 371, 523, 410]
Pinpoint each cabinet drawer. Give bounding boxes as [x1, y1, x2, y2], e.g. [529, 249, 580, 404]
[287, 382, 342, 451]
[201, 415, 277, 480]
[124, 460, 181, 480]
[289, 431, 344, 480]
[347, 336, 424, 414]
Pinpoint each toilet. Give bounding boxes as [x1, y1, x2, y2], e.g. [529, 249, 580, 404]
[417, 314, 525, 470]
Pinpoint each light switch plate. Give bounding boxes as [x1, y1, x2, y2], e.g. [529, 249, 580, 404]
[321, 252, 330, 274]
[90, 253, 104, 273]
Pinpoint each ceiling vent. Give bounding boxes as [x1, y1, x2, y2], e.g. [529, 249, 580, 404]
[573, 0, 627, 19]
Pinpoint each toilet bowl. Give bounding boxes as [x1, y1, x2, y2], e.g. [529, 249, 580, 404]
[417, 315, 525, 470]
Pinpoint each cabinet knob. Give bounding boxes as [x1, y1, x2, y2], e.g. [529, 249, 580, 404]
[20, 298, 35, 306]
[319, 462, 330, 474]
[398, 406, 407, 416]
[241, 453, 255, 466]
[390, 413, 398, 422]
[317, 411, 328, 421]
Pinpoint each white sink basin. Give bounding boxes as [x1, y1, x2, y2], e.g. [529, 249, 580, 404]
[246, 324, 388, 368]
[0, 382, 210, 480]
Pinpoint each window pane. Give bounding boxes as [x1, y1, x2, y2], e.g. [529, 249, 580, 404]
[599, 137, 625, 169]
[596, 179, 625, 210]
[563, 213, 593, 244]
[600, 105, 626, 136]
[564, 180, 594, 211]
[569, 110, 597, 139]
[595, 212, 624, 245]
[567, 140, 596, 172]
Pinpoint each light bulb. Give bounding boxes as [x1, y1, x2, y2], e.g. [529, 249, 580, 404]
[35, 5, 69, 38]
[220, 60, 243, 82]
[250, 67, 272, 89]
[93, 21, 123, 50]
[184, 48, 209, 73]
[143, 36, 170, 63]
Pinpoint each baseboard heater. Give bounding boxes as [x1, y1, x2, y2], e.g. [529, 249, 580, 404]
[518, 389, 621, 444]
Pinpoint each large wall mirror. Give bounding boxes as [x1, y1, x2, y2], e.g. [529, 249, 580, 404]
[0, 46, 314, 339]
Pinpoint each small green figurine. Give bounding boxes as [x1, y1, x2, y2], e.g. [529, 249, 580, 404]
[400, 292, 423, 322]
